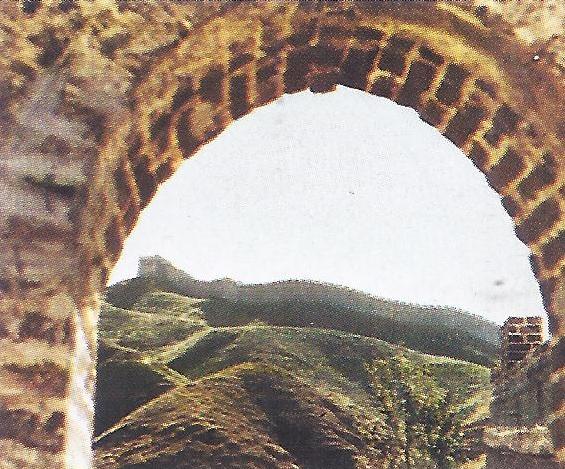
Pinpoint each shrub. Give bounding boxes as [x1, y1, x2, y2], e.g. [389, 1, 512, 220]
[367, 351, 467, 468]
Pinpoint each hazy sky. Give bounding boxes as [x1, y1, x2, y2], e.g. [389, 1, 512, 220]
[110, 87, 546, 325]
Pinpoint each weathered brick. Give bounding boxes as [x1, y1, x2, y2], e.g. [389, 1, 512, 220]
[419, 46, 444, 65]
[518, 153, 558, 200]
[284, 47, 313, 92]
[370, 75, 396, 99]
[396, 60, 436, 108]
[436, 63, 469, 105]
[484, 104, 520, 146]
[486, 147, 525, 191]
[515, 198, 560, 244]
[199, 67, 225, 103]
[541, 230, 564, 269]
[340, 47, 378, 90]
[443, 104, 486, 147]
[378, 36, 414, 76]
[229, 74, 250, 119]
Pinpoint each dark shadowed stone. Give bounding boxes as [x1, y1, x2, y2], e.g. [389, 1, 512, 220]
[22, 0, 41, 14]
[257, 62, 279, 82]
[486, 147, 525, 191]
[518, 153, 557, 200]
[516, 198, 560, 244]
[370, 76, 396, 99]
[419, 46, 444, 65]
[443, 104, 486, 147]
[540, 277, 557, 311]
[105, 220, 123, 257]
[58, 0, 75, 12]
[340, 48, 378, 90]
[0, 319, 9, 337]
[501, 195, 520, 218]
[23, 174, 77, 200]
[114, 164, 132, 210]
[475, 79, 497, 98]
[310, 71, 339, 93]
[200, 67, 225, 103]
[284, 48, 313, 93]
[436, 63, 469, 105]
[319, 25, 351, 39]
[420, 100, 446, 127]
[172, 77, 195, 112]
[132, 158, 157, 205]
[311, 44, 345, 68]
[229, 53, 254, 72]
[0, 406, 64, 453]
[354, 26, 384, 42]
[529, 254, 543, 277]
[378, 36, 414, 76]
[38, 135, 71, 155]
[541, 231, 564, 269]
[468, 142, 489, 171]
[229, 74, 250, 119]
[5, 362, 68, 397]
[396, 60, 436, 108]
[484, 105, 520, 146]
[123, 203, 139, 234]
[155, 159, 175, 183]
[288, 19, 317, 46]
[18, 312, 71, 345]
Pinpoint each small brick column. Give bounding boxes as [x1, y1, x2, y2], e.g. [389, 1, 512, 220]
[501, 316, 545, 367]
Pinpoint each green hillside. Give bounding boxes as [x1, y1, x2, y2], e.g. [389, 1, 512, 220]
[105, 275, 500, 367]
[94, 289, 491, 469]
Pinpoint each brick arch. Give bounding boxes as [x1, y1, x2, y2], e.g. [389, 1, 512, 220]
[91, 4, 563, 329]
[0, 2, 562, 468]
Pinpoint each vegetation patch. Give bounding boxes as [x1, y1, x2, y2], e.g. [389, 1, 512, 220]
[95, 283, 493, 468]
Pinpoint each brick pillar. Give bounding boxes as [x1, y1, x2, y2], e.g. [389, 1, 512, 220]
[501, 316, 545, 368]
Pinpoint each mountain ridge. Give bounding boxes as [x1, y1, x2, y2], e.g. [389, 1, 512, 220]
[105, 257, 500, 366]
[115, 255, 499, 343]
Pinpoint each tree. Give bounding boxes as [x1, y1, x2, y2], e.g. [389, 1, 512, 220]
[367, 351, 467, 468]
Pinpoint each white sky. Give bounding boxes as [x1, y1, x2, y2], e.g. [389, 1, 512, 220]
[110, 87, 547, 325]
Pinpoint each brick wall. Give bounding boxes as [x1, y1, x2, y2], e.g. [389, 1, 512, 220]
[501, 316, 545, 366]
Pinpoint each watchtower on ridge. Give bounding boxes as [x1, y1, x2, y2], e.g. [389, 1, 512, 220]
[137, 255, 172, 279]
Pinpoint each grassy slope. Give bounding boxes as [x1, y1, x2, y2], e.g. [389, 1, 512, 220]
[94, 291, 491, 468]
[105, 279, 499, 367]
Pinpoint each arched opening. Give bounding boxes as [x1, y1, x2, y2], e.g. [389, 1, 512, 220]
[88, 5, 562, 334]
[110, 88, 547, 325]
[92, 89, 549, 467]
